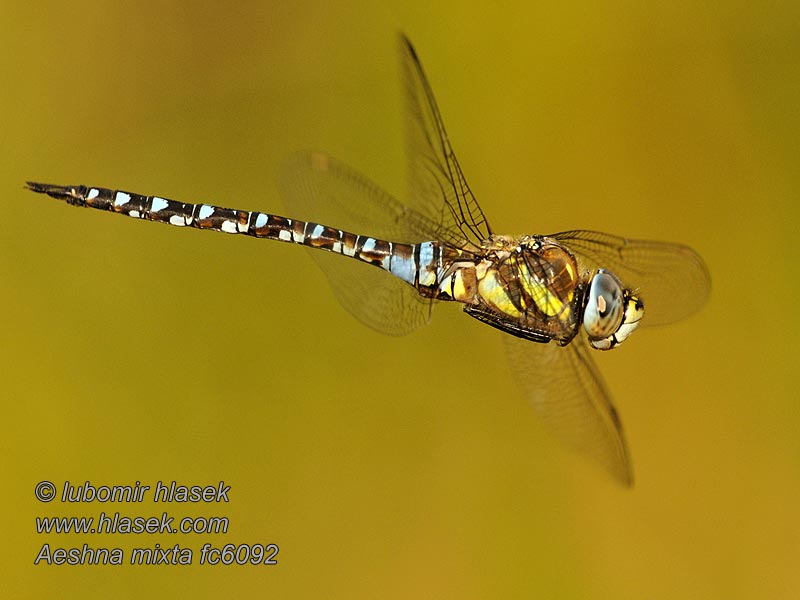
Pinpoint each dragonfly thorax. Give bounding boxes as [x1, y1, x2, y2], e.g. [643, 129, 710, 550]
[459, 235, 583, 343]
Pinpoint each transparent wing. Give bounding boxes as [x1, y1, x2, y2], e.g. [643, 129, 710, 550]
[308, 250, 433, 336]
[278, 151, 435, 336]
[504, 334, 634, 486]
[551, 230, 710, 326]
[277, 37, 495, 334]
[400, 35, 492, 250]
[280, 151, 445, 243]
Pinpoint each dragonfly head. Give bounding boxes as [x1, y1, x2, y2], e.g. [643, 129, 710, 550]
[582, 269, 644, 350]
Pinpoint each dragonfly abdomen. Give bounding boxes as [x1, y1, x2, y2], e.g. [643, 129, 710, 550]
[25, 182, 455, 297]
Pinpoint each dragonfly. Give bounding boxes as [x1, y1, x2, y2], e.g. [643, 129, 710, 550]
[26, 36, 709, 486]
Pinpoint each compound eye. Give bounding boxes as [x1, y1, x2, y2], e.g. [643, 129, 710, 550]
[583, 271, 624, 340]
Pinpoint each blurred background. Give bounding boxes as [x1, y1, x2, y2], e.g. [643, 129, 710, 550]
[2, 1, 798, 598]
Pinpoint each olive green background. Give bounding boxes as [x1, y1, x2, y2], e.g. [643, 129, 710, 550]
[2, 1, 798, 598]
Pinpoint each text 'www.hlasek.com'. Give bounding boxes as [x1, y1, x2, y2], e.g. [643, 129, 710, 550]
[33, 480, 279, 566]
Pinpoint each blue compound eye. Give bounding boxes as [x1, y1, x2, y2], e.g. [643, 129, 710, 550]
[583, 270, 624, 340]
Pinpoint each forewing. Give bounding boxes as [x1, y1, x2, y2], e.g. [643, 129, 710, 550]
[552, 230, 710, 326]
[505, 334, 634, 486]
[400, 35, 492, 250]
[279, 151, 434, 336]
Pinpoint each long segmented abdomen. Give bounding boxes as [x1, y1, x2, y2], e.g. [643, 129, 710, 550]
[25, 182, 450, 297]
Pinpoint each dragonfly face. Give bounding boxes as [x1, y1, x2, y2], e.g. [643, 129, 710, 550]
[27, 35, 710, 486]
[582, 269, 644, 351]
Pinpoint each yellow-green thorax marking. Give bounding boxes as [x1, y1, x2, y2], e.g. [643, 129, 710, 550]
[443, 235, 584, 345]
